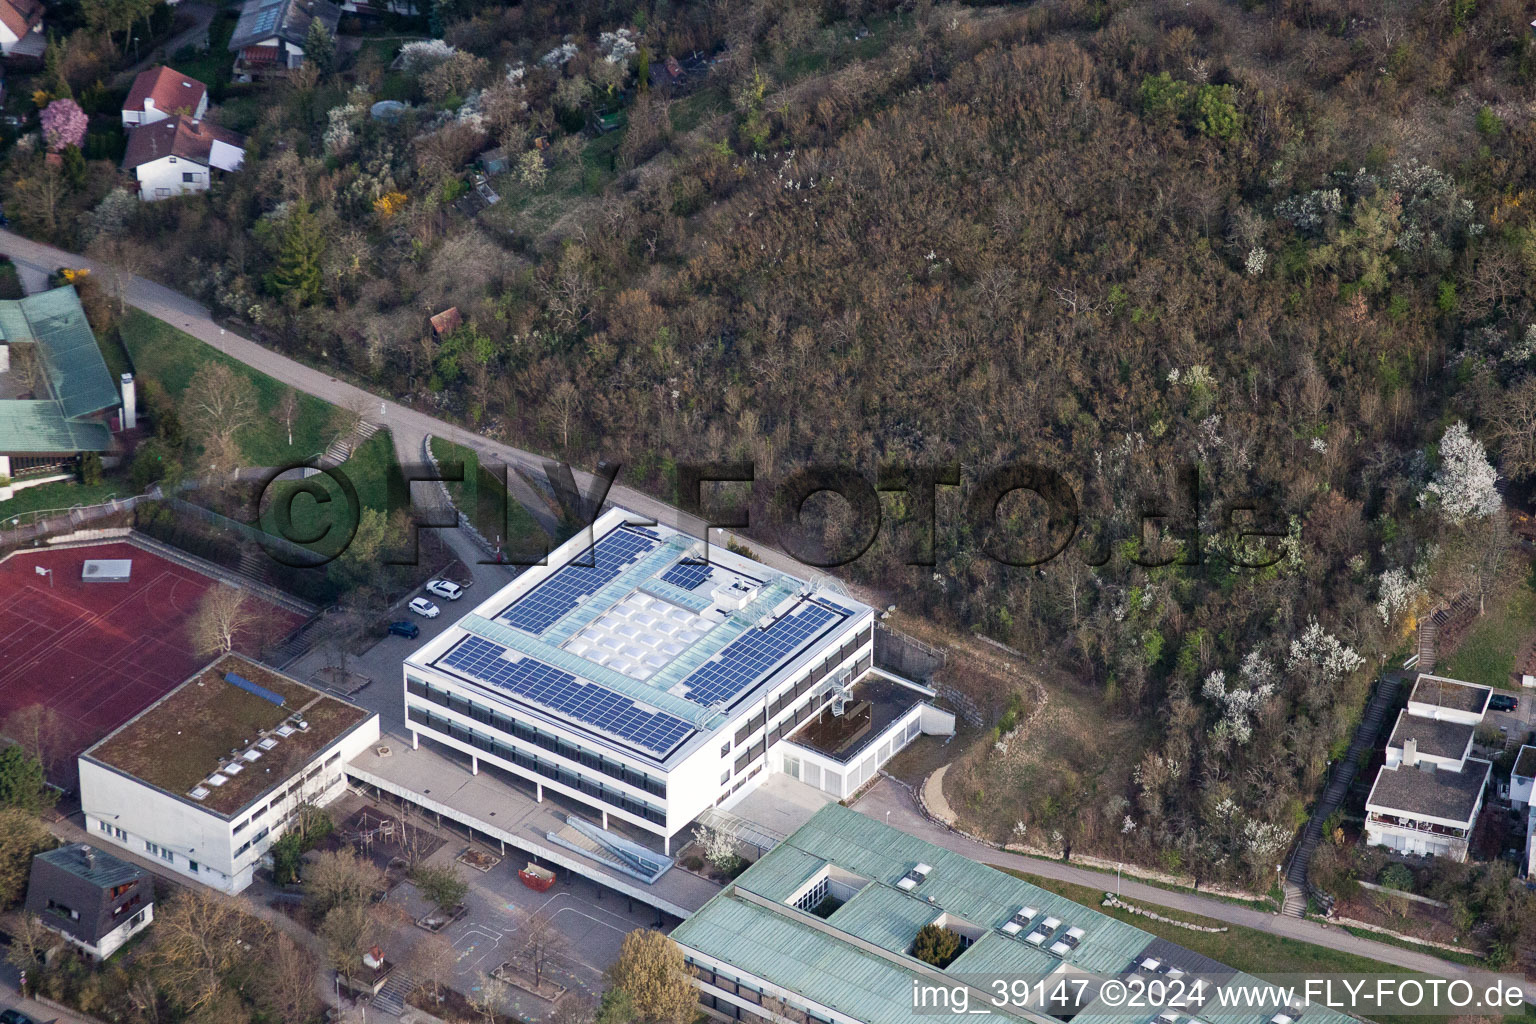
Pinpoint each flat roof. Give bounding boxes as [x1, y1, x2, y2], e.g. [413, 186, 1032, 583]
[83, 655, 373, 817]
[783, 673, 922, 764]
[35, 843, 144, 890]
[407, 507, 872, 767]
[1366, 759, 1491, 823]
[674, 805, 1357, 1024]
[1515, 744, 1536, 780]
[1388, 709, 1475, 761]
[1409, 674, 1491, 715]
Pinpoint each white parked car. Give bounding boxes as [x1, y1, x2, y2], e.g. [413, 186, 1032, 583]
[408, 597, 440, 619]
[426, 579, 463, 601]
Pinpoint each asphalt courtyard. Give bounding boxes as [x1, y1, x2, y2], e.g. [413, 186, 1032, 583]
[387, 841, 666, 1017]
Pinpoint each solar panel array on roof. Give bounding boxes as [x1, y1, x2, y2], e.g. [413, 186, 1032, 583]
[225, 672, 286, 706]
[659, 561, 712, 591]
[498, 529, 657, 635]
[681, 603, 839, 707]
[438, 635, 693, 756]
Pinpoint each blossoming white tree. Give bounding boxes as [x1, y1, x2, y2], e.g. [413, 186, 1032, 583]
[1201, 651, 1278, 744]
[1375, 566, 1424, 626]
[1419, 421, 1501, 525]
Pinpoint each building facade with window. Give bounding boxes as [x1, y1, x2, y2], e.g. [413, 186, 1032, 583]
[78, 655, 380, 894]
[1365, 674, 1493, 862]
[24, 844, 153, 959]
[672, 804, 1364, 1024]
[402, 507, 953, 856]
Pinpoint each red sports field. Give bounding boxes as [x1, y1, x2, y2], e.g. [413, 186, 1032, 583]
[0, 541, 307, 783]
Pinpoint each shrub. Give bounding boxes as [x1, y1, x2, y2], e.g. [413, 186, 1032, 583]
[911, 923, 963, 968]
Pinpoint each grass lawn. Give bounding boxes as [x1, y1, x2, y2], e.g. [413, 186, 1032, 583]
[0, 478, 123, 521]
[429, 436, 544, 554]
[119, 310, 338, 469]
[669, 85, 728, 133]
[999, 870, 1534, 1024]
[171, 7, 239, 91]
[1438, 579, 1536, 691]
[257, 429, 399, 559]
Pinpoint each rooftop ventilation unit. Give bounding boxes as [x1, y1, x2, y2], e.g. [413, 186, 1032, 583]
[1048, 925, 1084, 957]
[189, 786, 210, 800]
[896, 863, 932, 891]
[1025, 915, 1061, 946]
[1001, 906, 1039, 936]
[296, 720, 310, 731]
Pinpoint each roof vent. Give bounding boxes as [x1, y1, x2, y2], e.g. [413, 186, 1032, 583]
[896, 863, 932, 891]
[1001, 905, 1039, 936]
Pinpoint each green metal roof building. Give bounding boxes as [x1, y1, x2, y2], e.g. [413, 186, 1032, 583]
[671, 804, 1358, 1024]
[0, 286, 120, 462]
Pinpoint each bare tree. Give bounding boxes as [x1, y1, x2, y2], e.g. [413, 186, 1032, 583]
[1489, 377, 1536, 482]
[8, 343, 45, 396]
[405, 931, 458, 1006]
[277, 387, 300, 448]
[548, 379, 580, 452]
[467, 972, 510, 1024]
[188, 583, 253, 656]
[184, 363, 259, 443]
[2, 705, 68, 775]
[6, 913, 55, 993]
[264, 932, 323, 1024]
[513, 908, 573, 989]
[140, 887, 261, 1015]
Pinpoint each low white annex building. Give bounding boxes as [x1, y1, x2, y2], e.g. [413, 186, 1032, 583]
[401, 506, 954, 858]
[79, 655, 380, 893]
[1365, 674, 1492, 862]
[122, 115, 245, 201]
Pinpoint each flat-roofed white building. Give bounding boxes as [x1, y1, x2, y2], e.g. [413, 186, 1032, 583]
[79, 655, 380, 893]
[1365, 673, 1493, 862]
[402, 507, 953, 856]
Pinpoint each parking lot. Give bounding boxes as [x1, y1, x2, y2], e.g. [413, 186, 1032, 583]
[385, 839, 667, 1017]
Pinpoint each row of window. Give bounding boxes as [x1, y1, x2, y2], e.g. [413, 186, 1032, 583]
[407, 705, 667, 826]
[407, 677, 667, 797]
[691, 963, 835, 1024]
[233, 752, 343, 835]
[732, 634, 873, 750]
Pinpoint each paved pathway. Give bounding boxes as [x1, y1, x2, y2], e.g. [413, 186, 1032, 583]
[0, 230, 839, 589]
[1284, 673, 1404, 916]
[852, 776, 1530, 991]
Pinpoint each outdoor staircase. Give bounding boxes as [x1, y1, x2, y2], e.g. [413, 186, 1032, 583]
[1415, 593, 1476, 674]
[1282, 675, 1402, 918]
[373, 968, 414, 1016]
[237, 547, 276, 589]
[321, 420, 380, 468]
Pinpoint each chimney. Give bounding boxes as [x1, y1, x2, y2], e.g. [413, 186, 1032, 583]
[1403, 737, 1418, 768]
[82, 846, 95, 869]
[120, 372, 136, 430]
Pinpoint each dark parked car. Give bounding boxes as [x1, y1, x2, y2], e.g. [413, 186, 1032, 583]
[2, 1009, 39, 1024]
[387, 620, 420, 640]
[1490, 694, 1519, 713]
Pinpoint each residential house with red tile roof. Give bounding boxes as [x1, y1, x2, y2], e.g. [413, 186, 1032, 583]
[122, 66, 209, 127]
[0, 0, 44, 57]
[122, 115, 246, 201]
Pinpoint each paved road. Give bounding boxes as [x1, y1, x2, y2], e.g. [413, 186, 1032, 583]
[0, 979, 94, 1024]
[0, 230, 842, 590]
[852, 777, 1529, 989]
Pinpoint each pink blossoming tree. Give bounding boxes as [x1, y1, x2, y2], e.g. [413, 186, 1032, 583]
[40, 99, 87, 153]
